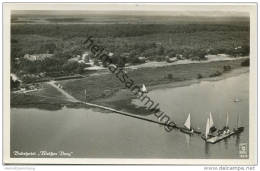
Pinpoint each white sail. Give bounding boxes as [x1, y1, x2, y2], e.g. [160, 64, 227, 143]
[205, 118, 210, 139]
[237, 114, 240, 128]
[209, 112, 214, 128]
[184, 113, 191, 130]
[141, 84, 147, 92]
[234, 98, 240, 102]
[226, 112, 229, 127]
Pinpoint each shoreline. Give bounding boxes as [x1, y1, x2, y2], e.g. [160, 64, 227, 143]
[94, 67, 249, 115]
[11, 59, 249, 113]
[11, 67, 249, 116]
[126, 56, 249, 70]
[148, 67, 249, 92]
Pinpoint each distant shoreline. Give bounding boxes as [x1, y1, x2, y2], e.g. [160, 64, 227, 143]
[148, 67, 249, 92]
[126, 56, 249, 70]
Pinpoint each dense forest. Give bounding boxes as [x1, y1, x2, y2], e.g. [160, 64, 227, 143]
[11, 18, 250, 79]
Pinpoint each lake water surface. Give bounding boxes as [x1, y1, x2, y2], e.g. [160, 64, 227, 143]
[11, 72, 249, 158]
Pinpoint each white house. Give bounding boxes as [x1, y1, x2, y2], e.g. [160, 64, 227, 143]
[24, 54, 53, 61]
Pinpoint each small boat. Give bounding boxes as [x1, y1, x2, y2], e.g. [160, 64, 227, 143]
[180, 113, 201, 135]
[234, 98, 241, 102]
[235, 114, 244, 133]
[201, 113, 244, 144]
[141, 84, 148, 93]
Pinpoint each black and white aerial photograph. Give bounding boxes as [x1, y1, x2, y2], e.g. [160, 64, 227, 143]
[3, 2, 257, 165]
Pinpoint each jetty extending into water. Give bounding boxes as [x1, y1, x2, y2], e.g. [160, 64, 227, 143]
[47, 80, 243, 142]
[47, 80, 176, 129]
[82, 101, 177, 129]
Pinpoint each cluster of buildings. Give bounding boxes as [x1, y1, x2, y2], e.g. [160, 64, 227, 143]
[23, 53, 53, 61]
[11, 73, 40, 93]
[22, 50, 188, 74]
[68, 51, 94, 66]
[166, 54, 184, 63]
[68, 51, 115, 70]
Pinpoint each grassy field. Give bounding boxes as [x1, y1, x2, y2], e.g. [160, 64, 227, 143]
[60, 59, 246, 101]
[57, 58, 248, 114]
[11, 58, 249, 113]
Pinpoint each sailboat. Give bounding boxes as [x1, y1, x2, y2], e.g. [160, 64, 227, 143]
[141, 84, 148, 93]
[205, 118, 210, 139]
[201, 118, 214, 140]
[233, 98, 241, 103]
[209, 112, 217, 133]
[235, 114, 244, 133]
[202, 112, 244, 144]
[226, 112, 229, 127]
[180, 113, 201, 135]
[217, 112, 231, 134]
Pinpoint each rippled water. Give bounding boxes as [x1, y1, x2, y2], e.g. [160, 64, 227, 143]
[11, 73, 249, 158]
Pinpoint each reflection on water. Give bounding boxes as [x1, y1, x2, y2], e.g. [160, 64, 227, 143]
[184, 134, 190, 148]
[236, 134, 241, 146]
[205, 143, 209, 156]
[11, 73, 249, 158]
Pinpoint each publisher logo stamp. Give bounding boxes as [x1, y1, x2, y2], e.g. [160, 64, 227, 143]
[239, 143, 248, 158]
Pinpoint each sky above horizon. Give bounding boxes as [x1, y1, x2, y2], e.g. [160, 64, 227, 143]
[11, 4, 251, 17]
